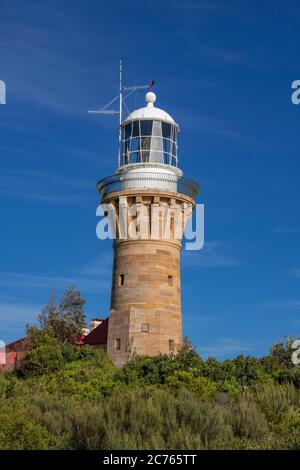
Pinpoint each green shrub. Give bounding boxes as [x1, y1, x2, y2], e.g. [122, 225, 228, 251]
[122, 354, 179, 385]
[61, 344, 99, 363]
[69, 388, 231, 450]
[19, 329, 64, 377]
[175, 337, 203, 370]
[224, 398, 270, 441]
[166, 371, 217, 400]
[0, 373, 11, 399]
[0, 401, 57, 450]
[217, 378, 241, 398]
[2, 333, 300, 450]
[28, 398, 72, 447]
[254, 382, 300, 424]
[43, 350, 120, 400]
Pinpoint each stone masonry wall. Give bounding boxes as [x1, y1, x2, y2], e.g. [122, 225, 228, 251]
[103, 190, 194, 367]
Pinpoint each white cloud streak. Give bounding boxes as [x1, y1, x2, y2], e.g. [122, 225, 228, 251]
[0, 271, 110, 295]
[182, 241, 240, 268]
[198, 338, 254, 358]
[257, 300, 300, 310]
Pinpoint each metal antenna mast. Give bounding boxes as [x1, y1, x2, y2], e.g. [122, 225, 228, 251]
[118, 60, 123, 167]
[88, 62, 154, 167]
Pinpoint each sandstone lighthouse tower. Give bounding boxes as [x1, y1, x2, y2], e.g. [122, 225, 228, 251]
[96, 84, 199, 367]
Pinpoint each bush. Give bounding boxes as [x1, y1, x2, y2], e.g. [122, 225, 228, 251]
[68, 388, 232, 450]
[28, 398, 72, 448]
[43, 349, 120, 400]
[224, 398, 270, 442]
[166, 371, 217, 400]
[0, 401, 58, 450]
[122, 354, 179, 385]
[2, 333, 300, 450]
[254, 382, 300, 424]
[19, 329, 64, 377]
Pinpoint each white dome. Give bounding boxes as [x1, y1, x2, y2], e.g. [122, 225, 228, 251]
[123, 92, 178, 127]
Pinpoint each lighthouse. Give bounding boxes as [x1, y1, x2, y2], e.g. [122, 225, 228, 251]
[97, 90, 199, 367]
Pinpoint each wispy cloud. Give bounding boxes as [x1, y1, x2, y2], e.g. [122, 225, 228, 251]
[274, 227, 300, 234]
[0, 4, 120, 119]
[257, 300, 300, 310]
[81, 254, 113, 277]
[191, 42, 247, 65]
[0, 301, 41, 321]
[183, 313, 222, 322]
[182, 241, 240, 268]
[0, 253, 113, 341]
[177, 109, 256, 145]
[0, 167, 97, 206]
[198, 338, 254, 358]
[175, 1, 230, 13]
[1, 189, 91, 206]
[0, 301, 42, 342]
[0, 271, 110, 295]
[0, 250, 112, 298]
[290, 269, 300, 279]
[178, 31, 248, 66]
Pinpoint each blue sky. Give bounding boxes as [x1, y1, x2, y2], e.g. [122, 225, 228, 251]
[1, 0, 300, 358]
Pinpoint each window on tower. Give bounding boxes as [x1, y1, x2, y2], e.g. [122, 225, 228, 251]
[169, 339, 174, 352]
[141, 323, 149, 332]
[115, 338, 121, 350]
[119, 274, 125, 286]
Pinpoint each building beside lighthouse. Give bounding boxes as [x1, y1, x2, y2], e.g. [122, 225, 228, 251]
[96, 91, 199, 367]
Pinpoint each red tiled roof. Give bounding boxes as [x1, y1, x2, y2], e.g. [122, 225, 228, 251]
[6, 337, 27, 353]
[83, 318, 108, 346]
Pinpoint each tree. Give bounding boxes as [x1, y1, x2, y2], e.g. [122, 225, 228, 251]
[58, 285, 86, 343]
[38, 286, 86, 344]
[270, 337, 299, 369]
[38, 290, 59, 332]
[20, 327, 64, 376]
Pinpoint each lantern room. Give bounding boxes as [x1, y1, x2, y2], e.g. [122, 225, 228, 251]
[120, 92, 179, 168]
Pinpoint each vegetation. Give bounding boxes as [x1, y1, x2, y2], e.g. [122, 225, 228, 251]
[38, 287, 86, 344]
[1, 288, 300, 449]
[1, 332, 300, 449]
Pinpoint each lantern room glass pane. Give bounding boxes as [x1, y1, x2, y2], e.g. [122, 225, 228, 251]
[125, 123, 132, 140]
[130, 151, 140, 163]
[132, 121, 140, 137]
[162, 122, 171, 138]
[140, 120, 153, 136]
[121, 119, 178, 167]
[171, 141, 177, 157]
[123, 139, 130, 164]
[150, 137, 162, 163]
[141, 136, 151, 162]
[130, 137, 140, 153]
[152, 120, 162, 137]
[163, 138, 171, 153]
